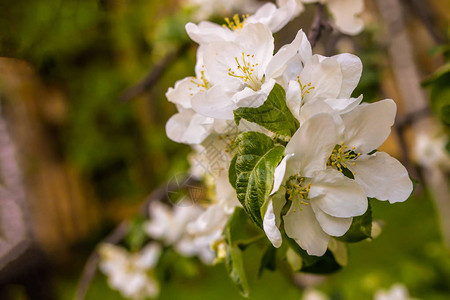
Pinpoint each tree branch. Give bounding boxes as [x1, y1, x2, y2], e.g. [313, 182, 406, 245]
[307, 3, 330, 48]
[119, 42, 192, 102]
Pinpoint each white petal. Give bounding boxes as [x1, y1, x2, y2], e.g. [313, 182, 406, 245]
[324, 95, 363, 114]
[299, 99, 335, 124]
[203, 41, 245, 89]
[286, 113, 338, 177]
[349, 152, 413, 203]
[284, 204, 330, 256]
[311, 206, 353, 237]
[135, 243, 162, 269]
[333, 53, 363, 98]
[185, 21, 233, 45]
[342, 99, 397, 154]
[309, 168, 368, 218]
[266, 29, 309, 79]
[165, 77, 198, 109]
[271, 153, 295, 195]
[249, 0, 304, 33]
[327, 0, 364, 35]
[301, 55, 342, 104]
[263, 198, 284, 248]
[191, 85, 237, 120]
[165, 110, 213, 144]
[233, 79, 276, 108]
[235, 23, 275, 76]
[285, 80, 302, 120]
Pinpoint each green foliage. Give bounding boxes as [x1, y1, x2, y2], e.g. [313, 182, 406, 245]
[124, 216, 148, 252]
[337, 201, 372, 243]
[229, 132, 285, 228]
[234, 83, 300, 137]
[224, 207, 262, 297]
[285, 235, 342, 274]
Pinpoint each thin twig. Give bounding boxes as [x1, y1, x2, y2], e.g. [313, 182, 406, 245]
[75, 176, 201, 300]
[307, 3, 330, 48]
[119, 42, 191, 102]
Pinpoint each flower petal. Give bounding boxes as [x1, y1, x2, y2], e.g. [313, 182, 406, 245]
[349, 152, 413, 203]
[284, 204, 330, 256]
[191, 85, 237, 120]
[266, 29, 309, 79]
[333, 53, 363, 98]
[342, 99, 397, 154]
[263, 196, 285, 248]
[271, 153, 295, 195]
[301, 55, 342, 104]
[309, 168, 368, 218]
[233, 79, 276, 108]
[324, 95, 363, 114]
[185, 21, 233, 45]
[165, 110, 213, 144]
[286, 113, 338, 177]
[311, 206, 353, 237]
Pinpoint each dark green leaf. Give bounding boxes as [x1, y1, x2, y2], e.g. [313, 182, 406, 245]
[234, 83, 299, 137]
[337, 200, 372, 243]
[229, 154, 238, 189]
[232, 132, 285, 228]
[258, 244, 277, 277]
[285, 236, 341, 274]
[224, 207, 261, 297]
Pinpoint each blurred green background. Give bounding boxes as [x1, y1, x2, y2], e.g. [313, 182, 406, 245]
[0, 0, 449, 299]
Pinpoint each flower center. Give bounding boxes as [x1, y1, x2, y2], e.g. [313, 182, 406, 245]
[189, 68, 210, 96]
[328, 143, 361, 174]
[222, 14, 249, 31]
[296, 76, 315, 101]
[285, 174, 311, 212]
[228, 52, 261, 90]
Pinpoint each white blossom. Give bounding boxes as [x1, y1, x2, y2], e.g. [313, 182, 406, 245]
[185, 0, 303, 45]
[263, 113, 367, 256]
[374, 283, 418, 300]
[414, 132, 450, 171]
[99, 243, 161, 300]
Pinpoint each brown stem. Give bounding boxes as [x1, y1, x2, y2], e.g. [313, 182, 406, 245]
[307, 3, 329, 48]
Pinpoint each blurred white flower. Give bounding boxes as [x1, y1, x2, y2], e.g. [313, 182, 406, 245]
[145, 201, 204, 245]
[99, 243, 161, 300]
[302, 0, 364, 35]
[414, 132, 450, 171]
[303, 288, 330, 300]
[374, 283, 418, 300]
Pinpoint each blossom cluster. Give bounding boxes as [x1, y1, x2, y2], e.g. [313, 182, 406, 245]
[165, 0, 413, 257]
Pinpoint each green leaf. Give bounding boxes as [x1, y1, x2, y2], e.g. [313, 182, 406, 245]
[285, 236, 341, 274]
[234, 83, 299, 137]
[258, 244, 277, 277]
[225, 244, 249, 297]
[124, 216, 148, 252]
[229, 155, 238, 189]
[232, 132, 285, 228]
[337, 200, 372, 243]
[224, 207, 261, 297]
